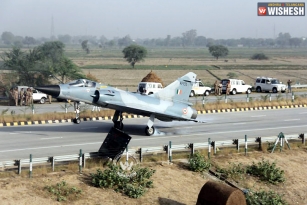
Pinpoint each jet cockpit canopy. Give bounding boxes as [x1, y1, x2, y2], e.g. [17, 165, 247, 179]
[68, 79, 96, 87]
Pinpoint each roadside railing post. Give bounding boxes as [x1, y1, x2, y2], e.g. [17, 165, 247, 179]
[18, 160, 21, 175]
[224, 94, 227, 103]
[169, 141, 172, 163]
[208, 138, 211, 159]
[202, 96, 205, 108]
[139, 148, 143, 163]
[82, 153, 85, 168]
[190, 143, 194, 156]
[29, 154, 32, 178]
[79, 149, 82, 174]
[245, 135, 247, 156]
[246, 93, 249, 102]
[269, 93, 272, 102]
[52, 157, 55, 172]
[212, 141, 216, 155]
[292, 91, 294, 102]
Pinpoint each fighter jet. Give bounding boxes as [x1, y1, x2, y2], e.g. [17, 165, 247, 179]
[35, 72, 199, 136]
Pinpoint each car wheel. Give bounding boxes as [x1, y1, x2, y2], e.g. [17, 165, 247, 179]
[256, 87, 262, 92]
[231, 89, 237, 95]
[204, 91, 209, 96]
[40, 97, 46, 104]
[190, 91, 195, 97]
[145, 126, 155, 136]
[247, 89, 251, 94]
[272, 88, 277, 93]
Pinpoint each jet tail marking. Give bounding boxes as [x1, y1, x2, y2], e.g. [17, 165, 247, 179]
[154, 72, 196, 103]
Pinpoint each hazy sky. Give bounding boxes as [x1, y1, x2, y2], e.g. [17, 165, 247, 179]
[1, 0, 306, 39]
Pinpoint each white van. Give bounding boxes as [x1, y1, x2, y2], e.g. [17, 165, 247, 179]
[221, 79, 252, 95]
[137, 82, 163, 95]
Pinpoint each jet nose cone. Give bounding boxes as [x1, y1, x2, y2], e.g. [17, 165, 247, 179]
[35, 85, 60, 97]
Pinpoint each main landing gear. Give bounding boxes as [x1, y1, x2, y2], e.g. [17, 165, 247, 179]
[112, 110, 156, 136]
[73, 101, 81, 124]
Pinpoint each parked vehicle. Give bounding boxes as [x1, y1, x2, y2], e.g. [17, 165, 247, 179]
[254, 77, 287, 93]
[137, 82, 163, 95]
[221, 79, 252, 95]
[14, 86, 48, 104]
[190, 80, 211, 97]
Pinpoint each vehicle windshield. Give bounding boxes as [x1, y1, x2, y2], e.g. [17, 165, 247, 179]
[68, 79, 96, 87]
[271, 79, 280, 84]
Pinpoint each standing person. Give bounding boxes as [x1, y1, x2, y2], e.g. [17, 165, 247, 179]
[226, 81, 231, 95]
[287, 79, 292, 93]
[13, 87, 19, 106]
[19, 88, 24, 106]
[26, 88, 33, 105]
[218, 82, 222, 95]
[48, 95, 52, 104]
[214, 80, 219, 96]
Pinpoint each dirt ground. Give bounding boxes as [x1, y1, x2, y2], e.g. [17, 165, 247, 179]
[1, 148, 307, 205]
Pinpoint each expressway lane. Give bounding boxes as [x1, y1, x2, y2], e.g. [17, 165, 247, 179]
[0, 108, 307, 161]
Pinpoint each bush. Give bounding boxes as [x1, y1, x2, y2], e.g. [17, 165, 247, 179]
[216, 162, 246, 180]
[45, 180, 82, 202]
[246, 159, 285, 184]
[91, 163, 155, 198]
[188, 152, 211, 172]
[246, 189, 288, 205]
[251, 53, 268, 60]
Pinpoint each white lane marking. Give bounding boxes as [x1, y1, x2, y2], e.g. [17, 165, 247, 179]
[232, 123, 246, 125]
[284, 119, 300, 121]
[299, 112, 307, 114]
[0, 142, 100, 153]
[80, 127, 98, 130]
[9, 131, 32, 135]
[134, 124, 307, 141]
[41, 137, 63, 140]
[251, 115, 266, 117]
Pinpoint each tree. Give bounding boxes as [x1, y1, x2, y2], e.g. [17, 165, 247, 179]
[81, 40, 90, 54]
[208, 45, 229, 60]
[118, 35, 133, 47]
[122, 45, 147, 68]
[38, 41, 65, 73]
[23, 36, 36, 48]
[58, 34, 72, 44]
[1, 31, 15, 45]
[182, 29, 197, 47]
[58, 57, 85, 83]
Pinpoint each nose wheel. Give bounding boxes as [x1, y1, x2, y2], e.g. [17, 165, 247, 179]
[145, 126, 155, 136]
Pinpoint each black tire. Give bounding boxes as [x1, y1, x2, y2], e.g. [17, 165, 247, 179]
[145, 126, 155, 136]
[40, 97, 46, 104]
[246, 89, 251, 94]
[148, 92, 153, 95]
[256, 87, 262, 92]
[190, 91, 195, 97]
[272, 87, 277, 93]
[231, 89, 237, 95]
[73, 118, 81, 124]
[204, 90, 210, 96]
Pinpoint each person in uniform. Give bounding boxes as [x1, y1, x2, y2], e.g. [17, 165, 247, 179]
[48, 95, 52, 104]
[226, 81, 231, 95]
[287, 79, 292, 93]
[19, 88, 24, 106]
[214, 80, 219, 96]
[26, 88, 33, 105]
[218, 82, 222, 95]
[13, 87, 19, 106]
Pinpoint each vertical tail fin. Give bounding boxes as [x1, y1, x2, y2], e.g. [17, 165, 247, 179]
[154, 72, 196, 103]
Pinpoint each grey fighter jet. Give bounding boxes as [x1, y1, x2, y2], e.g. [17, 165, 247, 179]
[35, 72, 199, 136]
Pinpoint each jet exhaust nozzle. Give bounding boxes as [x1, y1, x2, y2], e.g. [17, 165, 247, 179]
[35, 85, 60, 97]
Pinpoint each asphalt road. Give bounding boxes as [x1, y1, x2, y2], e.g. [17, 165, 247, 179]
[0, 107, 306, 161]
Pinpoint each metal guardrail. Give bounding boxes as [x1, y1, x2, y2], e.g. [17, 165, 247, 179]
[0, 134, 305, 172]
[292, 84, 307, 89]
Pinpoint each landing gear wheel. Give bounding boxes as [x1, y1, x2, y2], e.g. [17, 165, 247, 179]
[145, 126, 155, 136]
[114, 121, 124, 130]
[73, 118, 81, 124]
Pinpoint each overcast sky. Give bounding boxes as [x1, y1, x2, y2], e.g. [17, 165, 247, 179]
[1, 0, 306, 40]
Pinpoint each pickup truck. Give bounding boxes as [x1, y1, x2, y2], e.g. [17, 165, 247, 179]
[137, 82, 163, 95]
[190, 80, 211, 97]
[15, 86, 48, 104]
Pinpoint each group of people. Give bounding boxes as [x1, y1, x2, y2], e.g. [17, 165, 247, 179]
[214, 80, 231, 95]
[10, 87, 33, 106]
